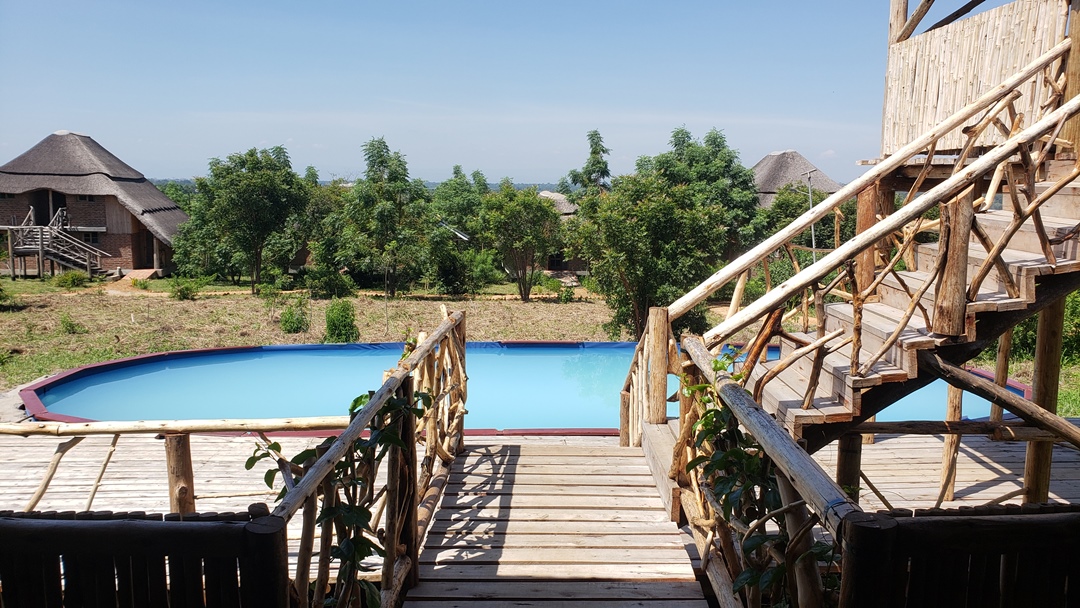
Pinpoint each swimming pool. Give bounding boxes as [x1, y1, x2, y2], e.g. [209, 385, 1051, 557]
[22, 342, 1025, 430]
[23, 342, 637, 430]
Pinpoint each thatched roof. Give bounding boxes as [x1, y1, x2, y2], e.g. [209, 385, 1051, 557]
[0, 131, 188, 245]
[538, 190, 578, 216]
[751, 150, 843, 208]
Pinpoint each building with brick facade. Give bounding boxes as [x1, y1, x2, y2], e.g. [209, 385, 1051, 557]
[0, 131, 188, 275]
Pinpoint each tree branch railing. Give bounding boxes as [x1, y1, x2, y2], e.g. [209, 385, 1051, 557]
[0, 309, 468, 607]
[612, 40, 1080, 446]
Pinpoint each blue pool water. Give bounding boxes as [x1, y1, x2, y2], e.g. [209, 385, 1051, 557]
[34, 343, 636, 430]
[30, 342, 1019, 429]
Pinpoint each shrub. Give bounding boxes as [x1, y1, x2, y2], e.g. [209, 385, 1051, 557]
[52, 270, 90, 289]
[557, 285, 576, 304]
[324, 298, 360, 343]
[130, 278, 150, 290]
[280, 296, 310, 333]
[305, 267, 356, 299]
[59, 312, 88, 335]
[169, 276, 210, 300]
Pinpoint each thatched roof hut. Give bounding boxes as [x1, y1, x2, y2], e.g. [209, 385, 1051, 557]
[0, 131, 187, 245]
[752, 150, 842, 208]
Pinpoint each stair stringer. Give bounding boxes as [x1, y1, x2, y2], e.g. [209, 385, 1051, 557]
[800, 270, 1080, 454]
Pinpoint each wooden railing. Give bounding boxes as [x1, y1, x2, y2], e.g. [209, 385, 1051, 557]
[620, 307, 674, 447]
[7, 224, 111, 275]
[677, 334, 860, 606]
[0, 309, 468, 607]
[619, 40, 1080, 446]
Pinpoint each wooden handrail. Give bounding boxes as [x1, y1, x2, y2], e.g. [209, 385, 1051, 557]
[668, 38, 1071, 322]
[682, 334, 860, 538]
[703, 90, 1080, 348]
[273, 310, 465, 521]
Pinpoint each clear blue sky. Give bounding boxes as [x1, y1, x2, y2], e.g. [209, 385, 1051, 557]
[0, 1, 1011, 185]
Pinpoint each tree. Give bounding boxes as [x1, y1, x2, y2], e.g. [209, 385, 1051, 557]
[481, 179, 561, 302]
[567, 130, 611, 197]
[569, 127, 760, 338]
[766, 183, 855, 251]
[338, 138, 430, 296]
[190, 146, 308, 293]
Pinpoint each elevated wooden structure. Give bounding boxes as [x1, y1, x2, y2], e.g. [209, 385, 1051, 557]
[618, 1, 1080, 605]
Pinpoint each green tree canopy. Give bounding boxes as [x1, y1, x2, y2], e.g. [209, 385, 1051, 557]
[481, 179, 561, 302]
[177, 146, 308, 291]
[337, 137, 431, 296]
[765, 183, 855, 251]
[569, 127, 760, 338]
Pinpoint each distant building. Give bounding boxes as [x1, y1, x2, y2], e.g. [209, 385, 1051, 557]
[751, 150, 842, 208]
[538, 190, 578, 218]
[0, 131, 188, 276]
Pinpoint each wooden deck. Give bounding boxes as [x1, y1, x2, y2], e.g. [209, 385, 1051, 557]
[403, 437, 707, 607]
[2, 430, 1080, 604]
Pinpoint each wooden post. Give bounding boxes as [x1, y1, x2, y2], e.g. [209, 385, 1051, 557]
[241, 514, 290, 608]
[619, 391, 630, 447]
[1061, 0, 1080, 154]
[37, 226, 44, 279]
[153, 238, 161, 273]
[777, 475, 824, 607]
[1024, 296, 1066, 503]
[164, 433, 196, 514]
[933, 188, 974, 335]
[6, 229, 13, 279]
[839, 512, 899, 607]
[992, 329, 1013, 422]
[889, 0, 909, 44]
[855, 184, 884, 294]
[646, 307, 669, 424]
[836, 433, 863, 502]
[937, 385, 963, 504]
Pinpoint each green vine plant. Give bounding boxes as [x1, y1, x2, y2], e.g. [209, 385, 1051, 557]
[683, 365, 840, 607]
[246, 388, 431, 607]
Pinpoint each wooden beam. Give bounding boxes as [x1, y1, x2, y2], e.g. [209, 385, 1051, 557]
[925, 0, 988, 33]
[895, 0, 935, 43]
[992, 329, 1013, 422]
[917, 351, 1080, 451]
[667, 38, 1072, 322]
[1024, 296, 1066, 503]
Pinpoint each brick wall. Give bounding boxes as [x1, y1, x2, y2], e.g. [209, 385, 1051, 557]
[100, 232, 134, 270]
[67, 197, 107, 227]
[0, 195, 32, 226]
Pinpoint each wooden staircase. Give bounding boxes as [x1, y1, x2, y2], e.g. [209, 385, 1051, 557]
[743, 184, 1080, 443]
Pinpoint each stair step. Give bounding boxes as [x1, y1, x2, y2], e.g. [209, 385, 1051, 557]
[822, 302, 931, 377]
[877, 269, 1030, 316]
[777, 332, 910, 409]
[975, 210, 1080, 260]
[1031, 182, 1080, 221]
[912, 242, 1055, 300]
[744, 362, 854, 438]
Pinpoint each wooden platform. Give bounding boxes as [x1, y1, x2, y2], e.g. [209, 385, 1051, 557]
[403, 437, 708, 607]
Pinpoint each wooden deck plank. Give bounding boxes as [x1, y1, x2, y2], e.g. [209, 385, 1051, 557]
[405, 580, 705, 600]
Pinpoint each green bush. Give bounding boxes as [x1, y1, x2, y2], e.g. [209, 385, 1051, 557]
[130, 278, 150, 290]
[59, 312, 88, 335]
[169, 276, 210, 300]
[52, 270, 90, 289]
[1011, 291, 1080, 361]
[324, 298, 360, 343]
[305, 267, 356, 299]
[280, 296, 310, 333]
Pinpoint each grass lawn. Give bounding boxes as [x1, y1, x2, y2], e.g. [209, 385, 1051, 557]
[0, 277, 623, 391]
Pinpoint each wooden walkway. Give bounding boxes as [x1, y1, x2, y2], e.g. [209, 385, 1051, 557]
[403, 437, 707, 607]
[3, 431, 1080, 603]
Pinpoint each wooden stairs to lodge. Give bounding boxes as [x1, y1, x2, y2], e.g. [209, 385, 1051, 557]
[743, 182, 1080, 444]
[403, 439, 709, 607]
